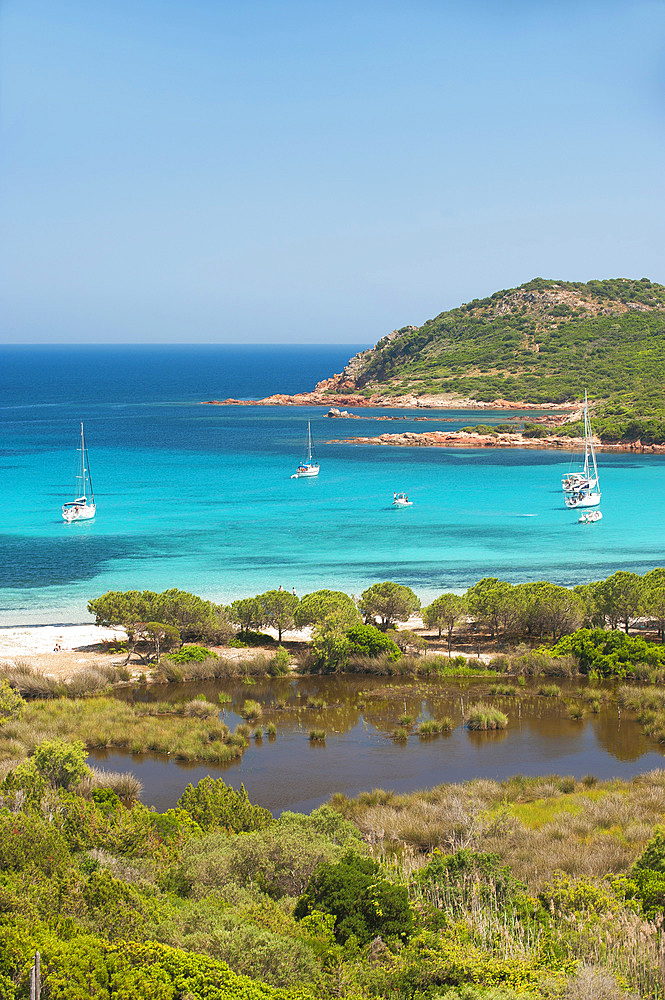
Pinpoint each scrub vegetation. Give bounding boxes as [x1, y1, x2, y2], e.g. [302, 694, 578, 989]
[2, 738, 665, 998]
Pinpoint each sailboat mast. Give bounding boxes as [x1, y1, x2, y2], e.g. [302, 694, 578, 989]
[587, 401, 599, 486]
[307, 421, 312, 462]
[582, 390, 590, 477]
[80, 422, 94, 501]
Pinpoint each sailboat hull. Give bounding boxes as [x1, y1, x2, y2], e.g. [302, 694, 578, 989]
[62, 502, 96, 522]
[565, 492, 601, 509]
[291, 465, 319, 479]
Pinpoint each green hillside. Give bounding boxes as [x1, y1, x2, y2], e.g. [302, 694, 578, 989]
[345, 278, 665, 441]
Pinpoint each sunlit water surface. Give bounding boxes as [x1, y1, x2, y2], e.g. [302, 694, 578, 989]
[2, 346, 664, 624]
[91, 676, 665, 813]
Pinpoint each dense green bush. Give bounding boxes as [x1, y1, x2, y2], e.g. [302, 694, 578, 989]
[177, 776, 274, 834]
[176, 808, 362, 901]
[294, 850, 413, 945]
[549, 628, 665, 677]
[610, 827, 665, 918]
[166, 644, 215, 663]
[0, 679, 24, 724]
[31, 739, 90, 790]
[345, 623, 401, 660]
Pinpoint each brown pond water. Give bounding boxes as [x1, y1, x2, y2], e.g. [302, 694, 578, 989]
[92, 675, 665, 814]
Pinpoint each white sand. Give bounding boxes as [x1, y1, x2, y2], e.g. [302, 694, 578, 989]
[0, 624, 127, 658]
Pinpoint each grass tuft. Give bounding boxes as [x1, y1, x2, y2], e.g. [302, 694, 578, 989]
[466, 702, 508, 730]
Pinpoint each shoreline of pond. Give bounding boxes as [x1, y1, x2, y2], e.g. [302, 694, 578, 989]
[97, 672, 665, 814]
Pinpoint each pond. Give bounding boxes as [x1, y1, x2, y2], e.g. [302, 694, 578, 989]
[92, 675, 665, 814]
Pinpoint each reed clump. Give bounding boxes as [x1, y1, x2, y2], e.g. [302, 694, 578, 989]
[182, 698, 218, 719]
[239, 699, 262, 721]
[157, 653, 276, 683]
[567, 702, 586, 720]
[89, 766, 143, 804]
[0, 661, 61, 698]
[488, 683, 517, 696]
[465, 703, 508, 730]
[417, 718, 454, 737]
[391, 726, 410, 743]
[65, 665, 121, 697]
[309, 729, 326, 743]
[538, 683, 561, 698]
[500, 647, 577, 678]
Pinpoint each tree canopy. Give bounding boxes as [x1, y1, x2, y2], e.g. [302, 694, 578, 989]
[359, 581, 420, 629]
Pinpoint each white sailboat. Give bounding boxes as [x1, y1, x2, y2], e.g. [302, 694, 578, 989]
[564, 392, 601, 509]
[62, 423, 96, 522]
[562, 391, 598, 493]
[291, 421, 320, 478]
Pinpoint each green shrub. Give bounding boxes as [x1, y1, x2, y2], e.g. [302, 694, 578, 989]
[0, 679, 24, 724]
[177, 776, 273, 834]
[269, 646, 290, 676]
[550, 628, 665, 677]
[32, 739, 90, 790]
[345, 624, 401, 660]
[294, 850, 413, 945]
[233, 630, 276, 647]
[177, 807, 362, 900]
[167, 645, 215, 663]
[415, 849, 524, 913]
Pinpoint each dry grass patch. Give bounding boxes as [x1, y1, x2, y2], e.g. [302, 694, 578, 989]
[333, 771, 665, 888]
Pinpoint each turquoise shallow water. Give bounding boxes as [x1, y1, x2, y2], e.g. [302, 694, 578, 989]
[1, 346, 664, 624]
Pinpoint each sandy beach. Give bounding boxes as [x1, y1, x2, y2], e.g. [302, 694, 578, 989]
[0, 625, 129, 680]
[0, 617, 494, 681]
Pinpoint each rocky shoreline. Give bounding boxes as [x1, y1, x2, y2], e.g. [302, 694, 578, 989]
[202, 371, 579, 416]
[202, 390, 576, 413]
[327, 429, 665, 453]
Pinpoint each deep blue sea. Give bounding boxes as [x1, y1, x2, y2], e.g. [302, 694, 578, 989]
[1, 345, 664, 625]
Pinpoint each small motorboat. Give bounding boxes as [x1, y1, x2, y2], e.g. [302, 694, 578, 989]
[392, 492, 413, 508]
[579, 510, 602, 524]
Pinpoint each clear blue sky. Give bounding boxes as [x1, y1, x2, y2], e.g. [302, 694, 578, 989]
[1, 0, 664, 343]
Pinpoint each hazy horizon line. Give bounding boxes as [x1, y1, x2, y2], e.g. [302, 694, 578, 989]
[0, 341, 372, 348]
